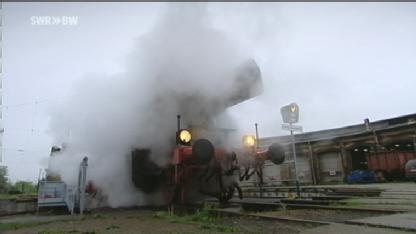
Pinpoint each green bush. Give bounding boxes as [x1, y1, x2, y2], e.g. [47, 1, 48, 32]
[8, 189, 23, 195]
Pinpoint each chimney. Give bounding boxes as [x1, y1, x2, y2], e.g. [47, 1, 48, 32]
[364, 118, 371, 131]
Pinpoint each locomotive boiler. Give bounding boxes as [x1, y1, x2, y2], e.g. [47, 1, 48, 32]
[131, 60, 286, 204]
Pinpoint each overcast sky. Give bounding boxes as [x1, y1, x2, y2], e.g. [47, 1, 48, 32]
[2, 2, 416, 182]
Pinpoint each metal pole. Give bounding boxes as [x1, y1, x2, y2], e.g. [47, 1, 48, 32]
[79, 157, 88, 215]
[36, 168, 42, 193]
[290, 124, 301, 198]
[171, 115, 181, 213]
[255, 123, 259, 149]
[177, 115, 181, 132]
[255, 123, 263, 197]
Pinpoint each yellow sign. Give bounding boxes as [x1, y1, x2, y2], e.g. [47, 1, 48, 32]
[290, 105, 297, 113]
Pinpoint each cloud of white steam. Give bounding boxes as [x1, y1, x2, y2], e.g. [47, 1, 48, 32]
[47, 3, 256, 207]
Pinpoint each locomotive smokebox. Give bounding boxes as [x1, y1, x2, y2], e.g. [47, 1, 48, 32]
[266, 143, 285, 165]
[131, 149, 165, 193]
[192, 139, 214, 164]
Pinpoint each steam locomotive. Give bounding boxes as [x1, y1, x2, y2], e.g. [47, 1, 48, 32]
[132, 119, 285, 204]
[131, 60, 286, 204]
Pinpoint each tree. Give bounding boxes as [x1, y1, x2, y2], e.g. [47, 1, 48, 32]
[12, 181, 37, 194]
[0, 166, 8, 193]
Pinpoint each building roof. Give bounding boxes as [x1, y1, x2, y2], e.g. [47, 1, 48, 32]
[260, 113, 416, 145]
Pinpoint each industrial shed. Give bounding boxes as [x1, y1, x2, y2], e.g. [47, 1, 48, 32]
[256, 113, 416, 185]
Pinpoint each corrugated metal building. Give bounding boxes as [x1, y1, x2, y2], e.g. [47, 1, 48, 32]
[256, 113, 416, 185]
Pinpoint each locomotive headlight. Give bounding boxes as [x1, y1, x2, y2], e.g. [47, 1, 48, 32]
[243, 135, 256, 148]
[179, 129, 192, 144]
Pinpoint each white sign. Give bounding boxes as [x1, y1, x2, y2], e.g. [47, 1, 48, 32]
[281, 124, 303, 132]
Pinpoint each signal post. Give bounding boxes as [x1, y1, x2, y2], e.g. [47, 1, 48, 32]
[280, 103, 303, 198]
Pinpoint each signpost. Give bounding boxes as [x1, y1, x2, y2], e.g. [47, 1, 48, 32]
[280, 103, 302, 198]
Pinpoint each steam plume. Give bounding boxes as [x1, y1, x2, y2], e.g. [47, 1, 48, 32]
[47, 4, 253, 207]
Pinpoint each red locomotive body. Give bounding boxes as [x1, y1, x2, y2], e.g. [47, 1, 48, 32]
[132, 125, 285, 204]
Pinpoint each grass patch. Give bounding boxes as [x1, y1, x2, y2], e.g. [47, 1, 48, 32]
[127, 215, 141, 220]
[37, 231, 96, 234]
[334, 198, 363, 208]
[153, 207, 217, 224]
[38, 230, 71, 234]
[68, 230, 80, 233]
[0, 193, 18, 200]
[153, 205, 239, 233]
[81, 231, 97, 234]
[199, 223, 239, 232]
[105, 224, 120, 230]
[92, 213, 108, 219]
[0, 193, 38, 200]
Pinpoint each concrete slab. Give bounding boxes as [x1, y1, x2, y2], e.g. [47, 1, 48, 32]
[300, 223, 410, 234]
[347, 213, 416, 231]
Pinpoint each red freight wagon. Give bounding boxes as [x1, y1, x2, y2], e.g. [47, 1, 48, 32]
[367, 152, 416, 180]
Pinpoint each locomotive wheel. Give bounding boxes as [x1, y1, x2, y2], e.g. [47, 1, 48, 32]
[219, 186, 235, 204]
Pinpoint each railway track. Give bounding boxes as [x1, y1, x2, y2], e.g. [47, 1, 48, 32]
[210, 208, 333, 225]
[201, 197, 416, 232]
[202, 198, 416, 232]
[210, 207, 416, 232]
[241, 185, 385, 198]
[206, 197, 406, 213]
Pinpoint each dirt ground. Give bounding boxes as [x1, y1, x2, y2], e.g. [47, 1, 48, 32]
[4, 182, 415, 234]
[259, 209, 387, 222]
[1, 209, 315, 234]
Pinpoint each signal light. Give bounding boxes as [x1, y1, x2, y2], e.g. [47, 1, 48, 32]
[178, 129, 192, 145]
[243, 135, 256, 148]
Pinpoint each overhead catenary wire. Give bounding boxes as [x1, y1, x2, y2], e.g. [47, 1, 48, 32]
[2, 96, 70, 109]
[1, 97, 70, 163]
[0, 147, 46, 153]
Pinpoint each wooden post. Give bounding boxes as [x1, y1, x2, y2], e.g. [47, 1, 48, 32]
[314, 148, 321, 185]
[413, 129, 416, 155]
[308, 142, 317, 185]
[339, 144, 348, 181]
